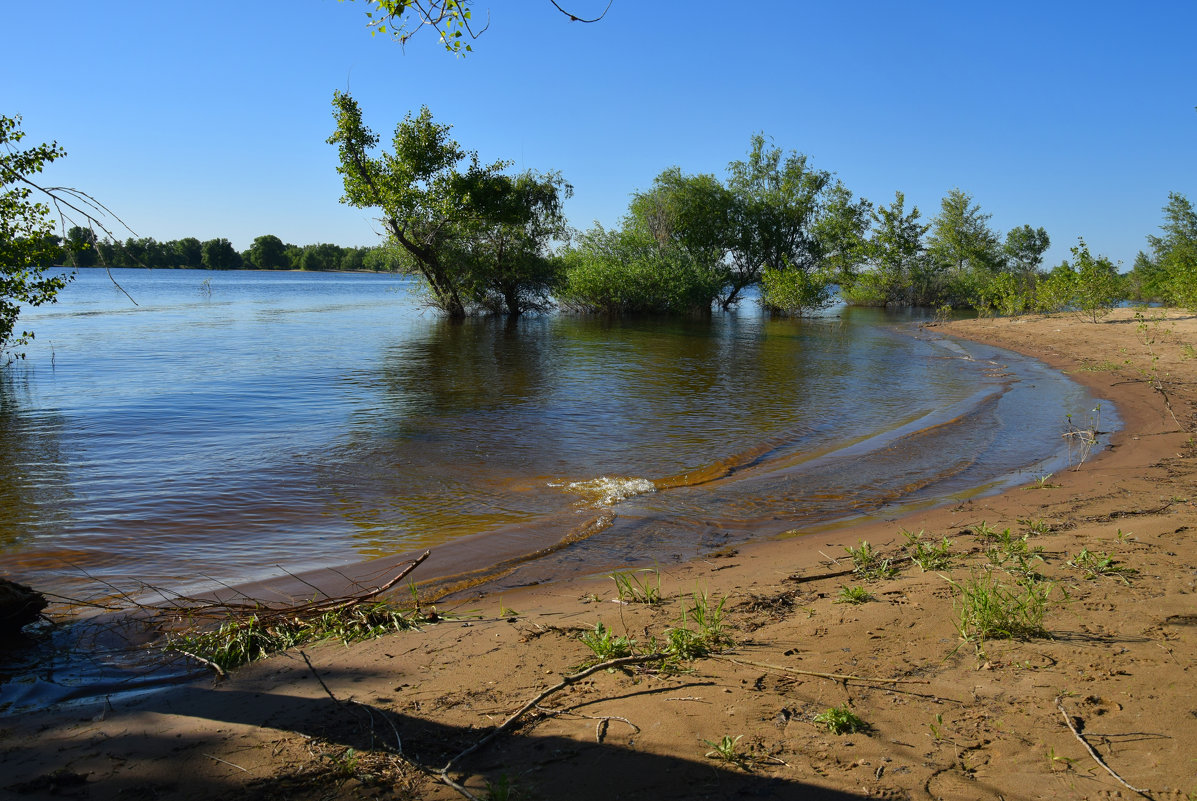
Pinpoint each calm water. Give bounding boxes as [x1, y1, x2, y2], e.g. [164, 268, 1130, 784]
[0, 268, 1114, 710]
[1, 268, 1110, 604]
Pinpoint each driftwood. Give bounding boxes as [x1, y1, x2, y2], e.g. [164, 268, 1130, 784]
[0, 577, 48, 634]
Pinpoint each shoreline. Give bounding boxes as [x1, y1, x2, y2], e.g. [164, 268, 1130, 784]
[4, 308, 1195, 800]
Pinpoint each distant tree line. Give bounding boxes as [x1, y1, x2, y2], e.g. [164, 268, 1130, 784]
[40, 229, 403, 273]
[331, 95, 1196, 321]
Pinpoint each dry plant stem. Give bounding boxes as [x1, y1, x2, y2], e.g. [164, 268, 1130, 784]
[716, 656, 930, 687]
[1056, 697, 1152, 799]
[158, 550, 431, 624]
[441, 652, 668, 774]
[173, 648, 227, 679]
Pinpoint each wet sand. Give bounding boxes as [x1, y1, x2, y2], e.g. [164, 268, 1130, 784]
[4, 308, 1196, 800]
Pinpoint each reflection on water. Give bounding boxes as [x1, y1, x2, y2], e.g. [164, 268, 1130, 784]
[1, 270, 1110, 604]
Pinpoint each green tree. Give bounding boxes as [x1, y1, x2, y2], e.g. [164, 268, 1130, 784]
[65, 225, 98, 267]
[843, 192, 931, 307]
[928, 189, 1003, 275]
[726, 135, 833, 313]
[1068, 238, 1122, 322]
[811, 181, 872, 286]
[628, 167, 733, 304]
[1144, 192, 1197, 310]
[201, 238, 242, 270]
[174, 237, 203, 268]
[0, 115, 74, 359]
[300, 243, 343, 271]
[451, 170, 572, 315]
[244, 234, 288, 269]
[341, 1, 610, 54]
[559, 223, 721, 315]
[329, 93, 564, 317]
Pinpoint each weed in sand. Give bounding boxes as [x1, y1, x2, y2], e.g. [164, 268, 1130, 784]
[903, 529, 954, 571]
[983, 528, 1044, 579]
[483, 774, 519, 801]
[835, 585, 871, 605]
[167, 601, 424, 672]
[664, 589, 732, 660]
[1069, 548, 1138, 583]
[950, 572, 1057, 651]
[928, 713, 944, 741]
[1030, 473, 1059, 489]
[578, 622, 635, 661]
[1018, 518, 1052, 536]
[610, 568, 663, 604]
[703, 734, 748, 768]
[813, 706, 869, 735]
[845, 540, 897, 581]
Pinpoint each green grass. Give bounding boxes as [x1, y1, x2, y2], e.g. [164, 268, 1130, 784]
[703, 734, 748, 768]
[949, 572, 1056, 651]
[834, 585, 871, 605]
[1069, 548, 1138, 583]
[662, 589, 733, 660]
[610, 567, 663, 604]
[813, 706, 869, 735]
[578, 621, 635, 661]
[845, 540, 897, 581]
[981, 526, 1044, 579]
[902, 529, 953, 571]
[167, 601, 424, 673]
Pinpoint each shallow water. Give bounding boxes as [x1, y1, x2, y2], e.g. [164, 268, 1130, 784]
[0, 268, 1112, 709]
[1, 269, 1110, 595]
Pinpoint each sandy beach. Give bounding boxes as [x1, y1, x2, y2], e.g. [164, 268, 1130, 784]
[4, 308, 1195, 801]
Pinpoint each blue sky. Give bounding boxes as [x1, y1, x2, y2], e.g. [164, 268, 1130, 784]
[6, 1, 1195, 269]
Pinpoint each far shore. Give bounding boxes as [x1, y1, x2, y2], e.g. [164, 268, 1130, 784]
[4, 307, 1195, 801]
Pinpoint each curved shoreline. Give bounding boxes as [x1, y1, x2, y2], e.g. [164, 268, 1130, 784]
[4, 309, 1196, 800]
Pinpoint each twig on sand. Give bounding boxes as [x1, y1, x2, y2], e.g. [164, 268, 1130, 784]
[1056, 697, 1153, 799]
[442, 652, 667, 773]
[173, 648, 227, 679]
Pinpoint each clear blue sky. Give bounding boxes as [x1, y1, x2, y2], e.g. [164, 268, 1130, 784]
[6, 1, 1195, 269]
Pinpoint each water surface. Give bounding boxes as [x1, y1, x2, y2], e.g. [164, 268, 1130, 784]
[1, 269, 1108, 603]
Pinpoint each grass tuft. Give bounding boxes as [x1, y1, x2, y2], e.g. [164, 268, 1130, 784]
[813, 706, 869, 735]
[610, 568, 663, 604]
[834, 585, 871, 605]
[902, 529, 953, 571]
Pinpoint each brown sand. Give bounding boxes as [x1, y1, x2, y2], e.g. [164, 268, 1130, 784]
[3, 308, 1195, 801]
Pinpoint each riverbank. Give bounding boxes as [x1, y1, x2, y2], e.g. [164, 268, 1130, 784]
[4, 308, 1195, 800]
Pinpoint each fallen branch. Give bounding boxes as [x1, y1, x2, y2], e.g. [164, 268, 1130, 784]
[442, 652, 667, 774]
[1056, 697, 1152, 799]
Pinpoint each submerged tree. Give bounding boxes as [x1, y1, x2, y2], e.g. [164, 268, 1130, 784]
[0, 115, 74, 359]
[726, 135, 833, 313]
[329, 93, 568, 317]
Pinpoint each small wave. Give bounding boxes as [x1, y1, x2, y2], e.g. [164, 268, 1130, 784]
[552, 476, 656, 507]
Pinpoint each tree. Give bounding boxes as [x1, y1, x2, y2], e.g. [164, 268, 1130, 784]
[450, 169, 572, 315]
[341, 0, 611, 54]
[1068, 238, 1122, 322]
[927, 189, 1004, 306]
[201, 238, 242, 270]
[842, 191, 931, 307]
[726, 135, 833, 312]
[329, 92, 566, 317]
[1144, 192, 1197, 310]
[1003, 225, 1050, 278]
[174, 236, 203, 268]
[559, 223, 721, 315]
[300, 243, 343, 271]
[65, 225, 98, 267]
[244, 234, 289, 270]
[0, 115, 74, 359]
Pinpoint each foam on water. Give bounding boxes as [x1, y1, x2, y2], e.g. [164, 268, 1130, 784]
[555, 476, 657, 507]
